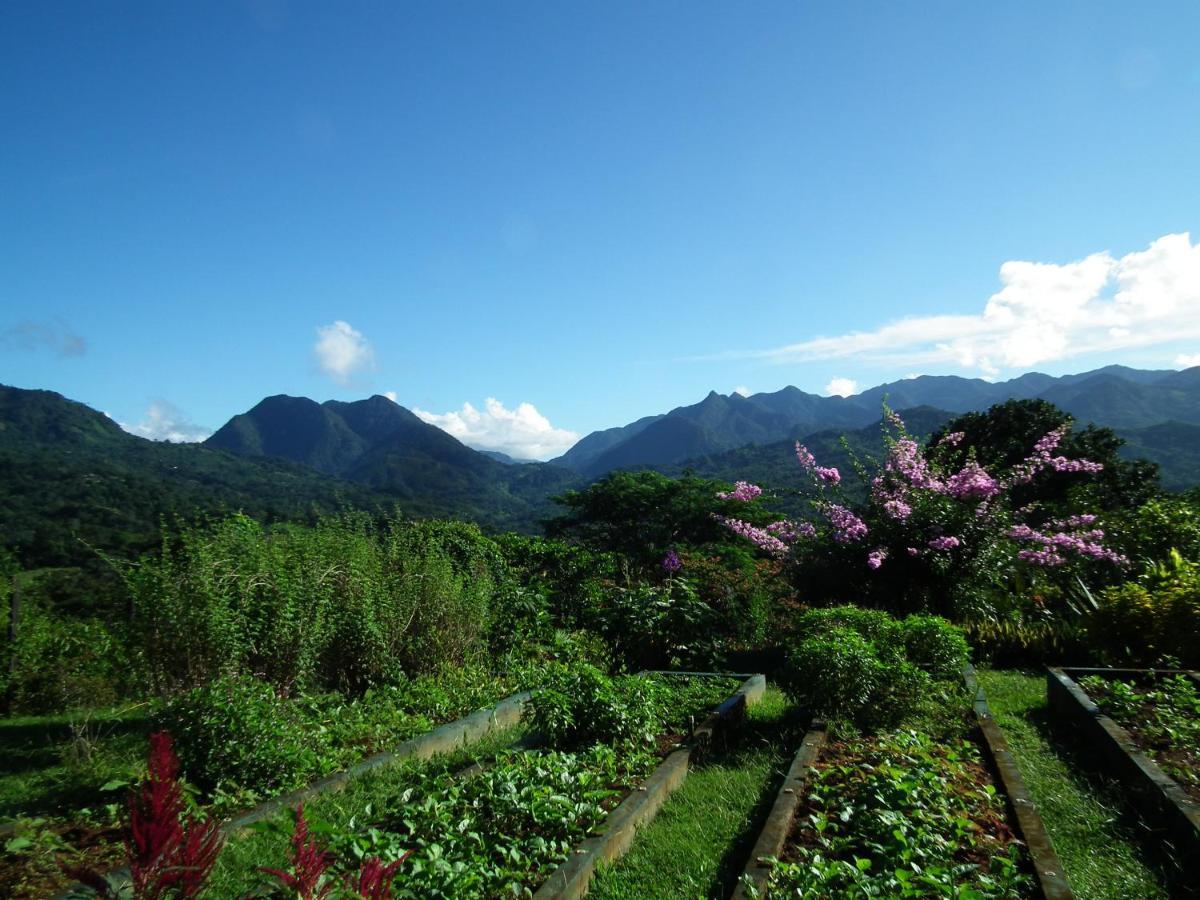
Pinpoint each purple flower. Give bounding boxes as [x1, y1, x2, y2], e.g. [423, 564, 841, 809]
[927, 535, 961, 551]
[716, 481, 763, 502]
[1008, 426, 1103, 486]
[825, 504, 868, 543]
[906, 546, 921, 557]
[766, 520, 816, 542]
[795, 444, 840, 484]
[1007, 518, 1127, 567]
[882, 438, 945, 492]
[883, 498, 913, 521]
[661, 550, 682, 574]
[715, 516, 790, 557]
[867, 548, 888, 570]
[938, 431, 965, 447]
[945, 461, 1001, 501]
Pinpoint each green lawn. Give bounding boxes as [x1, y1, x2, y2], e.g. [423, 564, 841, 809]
[588, 687, 799, 900]
[977, 668, 1170, 899]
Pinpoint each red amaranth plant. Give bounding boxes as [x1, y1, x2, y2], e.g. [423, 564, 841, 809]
[260, 804, 336, 900]
[348, 855, 409, 900]
[128, 732, 223, 898]
[64, 731, 223, 898]
[261, 805, 410, 900]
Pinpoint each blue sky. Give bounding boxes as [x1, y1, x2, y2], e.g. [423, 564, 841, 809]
[3, 2, 1199, 458]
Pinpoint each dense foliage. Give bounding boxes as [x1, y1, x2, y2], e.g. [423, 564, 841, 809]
[114, 513, 501, 696]
[778, 607, 969, 730]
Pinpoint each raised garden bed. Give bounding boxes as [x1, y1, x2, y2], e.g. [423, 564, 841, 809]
[41, 687, 532, 900]
[733, 667, 1072, 899]
[535, 672, 764, 900]
[199, 670, 763, 899]
[1046, 666, 1200, 879]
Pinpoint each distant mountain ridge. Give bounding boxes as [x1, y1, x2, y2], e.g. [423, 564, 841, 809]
[0, 386, 580, 567]
[552, 365, 1200, 481]
[205, 393, 579, 527]
[3, 364, 1198, 569]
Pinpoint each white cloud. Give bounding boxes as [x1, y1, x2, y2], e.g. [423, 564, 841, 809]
[121, 400, 211, 443]
[383, 390, 399, 403]
[413, 398, 580, 461]
[314, 321, 374, 385]
[732, 385, 751, 397]
[743, 233, 1200, 374]
[824, 377, 859, 397]
[1177, 353, 1200, 368]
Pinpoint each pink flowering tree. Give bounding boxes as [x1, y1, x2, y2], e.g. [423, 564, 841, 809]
[715, 404, 1131, 619]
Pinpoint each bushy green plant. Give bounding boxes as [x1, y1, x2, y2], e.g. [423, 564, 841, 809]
[900, 614, 971, 679]
[119, 512, 500, 696]
[2, 604, 130, 713]
[156, 675, 335, 798]
[791, 606, 904, 655]
[780, 627, 886, 723]
[779, 606, 967, 730]
[961, 618, 1089, 666]
[587, 580, 721, 671]
[526, 663, 664, 750]
[1089, 554, 1200, 667]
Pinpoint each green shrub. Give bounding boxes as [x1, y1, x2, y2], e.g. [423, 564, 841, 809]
[2, 605, 129, 713]
[1089, 557, 1200, 667]
[587, 580, 721, 671]
[780, 607, 965, 730]
[792, 606, 904, 657]
[121, 512, 500, 696]
[900, 614, 971, 679]
[779, 627, 885, 723]
[961, 618, 1089, 666]
[156, 675, 334, 798]
[526, 663, 663, 750]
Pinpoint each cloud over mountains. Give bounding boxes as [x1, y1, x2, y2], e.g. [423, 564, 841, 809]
[752, 232, 1200, 375]
[414, 398, 579, 461]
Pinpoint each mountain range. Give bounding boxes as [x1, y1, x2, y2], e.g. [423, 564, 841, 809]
[2, 364, 1198, 567]
[551, 365, 1200, 488]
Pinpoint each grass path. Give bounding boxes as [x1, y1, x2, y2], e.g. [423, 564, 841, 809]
[978, 668, 1170, 899]
[587, 687, 798, 900]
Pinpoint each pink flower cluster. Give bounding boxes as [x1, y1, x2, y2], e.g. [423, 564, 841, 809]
[945, 461, 1001, 501]
[938, 431, 965, 447]
[1008, 426, 1104, 486]
[886, 438, 944, 491]
[867, 548, 888, 570]
[795, 443, 840, 484]
[927, 535, 961, 551]
[825, 504, 868, 543]
[767, 520, 816, 541]
[1007, 521, 1127, 567]
[715, 516, 790, 557]
[716, 481, 763, 502]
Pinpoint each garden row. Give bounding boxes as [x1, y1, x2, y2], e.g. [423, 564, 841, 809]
[58, 668, 758, 899]
[717, 645, 1200, 898]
